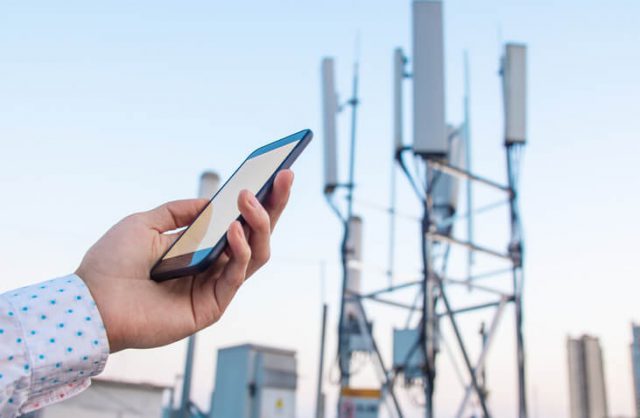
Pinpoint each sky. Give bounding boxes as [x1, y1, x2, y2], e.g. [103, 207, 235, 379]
[1, 0, 639, 417]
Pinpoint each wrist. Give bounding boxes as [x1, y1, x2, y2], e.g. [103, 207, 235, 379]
[74, 269, 122, 353]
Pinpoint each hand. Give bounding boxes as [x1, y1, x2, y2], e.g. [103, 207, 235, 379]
[76, 170, 294, 353]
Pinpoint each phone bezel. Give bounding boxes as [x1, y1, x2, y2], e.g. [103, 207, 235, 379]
[150, 129, 313, 282]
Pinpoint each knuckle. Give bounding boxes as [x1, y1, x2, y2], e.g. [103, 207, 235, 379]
[253, 252, 268, 267]
[241, 245, 252, 263]
[260, 210, 272, 231]
[258, 248, 271, 265]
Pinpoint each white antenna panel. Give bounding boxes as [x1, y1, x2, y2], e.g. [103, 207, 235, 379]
[321, 57, 339, 193]
[344, 215, 363, 319]
[346, 215, 363, 294]
[198, 171, 220, 199]
[412, 0, 447, 157]
[393, 48, 405, 153]
[433, 126, 461, 212]
[502, 43, 527, 144]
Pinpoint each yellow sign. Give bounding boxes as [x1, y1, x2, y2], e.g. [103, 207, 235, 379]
[275, 398, 284, 409]
[340, 387, 381, 399]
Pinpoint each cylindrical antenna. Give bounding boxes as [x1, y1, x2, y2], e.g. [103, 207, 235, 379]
[180, 171, 220, 418]
[502, 43, 527, 145]
[344, 215, 363, 319]
[321, 57, 339, 193]
[198, 171, 220, 199]
[393, 48, 405, 154]
[412, 0, 447, 158]
[432, 126, 463, 236]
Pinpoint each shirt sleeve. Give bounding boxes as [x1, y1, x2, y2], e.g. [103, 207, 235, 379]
[0, 274, 110, 417]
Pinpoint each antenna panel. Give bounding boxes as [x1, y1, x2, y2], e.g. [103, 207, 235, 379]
[433, 125, 462, 213]
[503, 43, 527, 144]
[393, 48, 405, 153]
[321, 57, 339, 193]
[412, 0, 447, 157]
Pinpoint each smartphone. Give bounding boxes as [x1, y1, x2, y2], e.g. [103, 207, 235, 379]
[150, 129, 313, 282]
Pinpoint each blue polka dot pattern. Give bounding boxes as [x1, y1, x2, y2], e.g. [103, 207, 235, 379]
[0, 274, 109, 416]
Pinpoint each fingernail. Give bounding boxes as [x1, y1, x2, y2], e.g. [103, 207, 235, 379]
[231, 221, 241, 238]
[236, 221, 245, 238]
[247, 192, 259, 208]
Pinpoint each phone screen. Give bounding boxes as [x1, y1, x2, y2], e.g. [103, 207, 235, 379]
[159, 133, 303, 271]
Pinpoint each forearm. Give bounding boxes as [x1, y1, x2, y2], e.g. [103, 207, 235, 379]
[0, 275, 109, 417]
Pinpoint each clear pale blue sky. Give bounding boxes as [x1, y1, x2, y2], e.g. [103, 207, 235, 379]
[1, 1, 639, 417]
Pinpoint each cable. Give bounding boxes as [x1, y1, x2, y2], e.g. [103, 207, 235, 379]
[325, 193, 346, 223]
[396, 149, 427, 203]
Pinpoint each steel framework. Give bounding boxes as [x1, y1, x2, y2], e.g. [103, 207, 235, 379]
[321, 42, 528, 418]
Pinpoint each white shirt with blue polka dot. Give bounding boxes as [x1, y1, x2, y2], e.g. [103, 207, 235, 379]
[0, 275, 109, 417]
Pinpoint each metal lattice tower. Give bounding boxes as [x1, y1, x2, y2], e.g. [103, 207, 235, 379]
[318, 2, 528, 417]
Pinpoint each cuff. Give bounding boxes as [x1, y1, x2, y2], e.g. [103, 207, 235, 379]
[4, 274, 110, 413]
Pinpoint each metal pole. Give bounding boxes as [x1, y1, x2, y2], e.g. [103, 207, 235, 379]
[463, 52, 474, 284]
[435, 277, 491, 418]
[315, 304, 328, 418]
[346, 62, 360, 220]
[421, 163, 435, 418]
[506, 145, 528, 418]
[180, 335, 195, 418]
[388, 158, 398, 288]
[455, 299, 507, 417]
[352, 297, 404, 418]
[176, 171, 219, 418]
[337, 61, 360, 394]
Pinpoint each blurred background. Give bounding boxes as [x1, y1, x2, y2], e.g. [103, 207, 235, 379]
[1, 1, 639, 417]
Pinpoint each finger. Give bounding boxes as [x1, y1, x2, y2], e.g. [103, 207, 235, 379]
[264, 170, 294, 231]
[211, 221, 251, 316]
[238, 190, 272, 272]
[143, 199, 209, 233]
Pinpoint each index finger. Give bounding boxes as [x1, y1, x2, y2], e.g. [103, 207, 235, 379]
[264, 170, 294, 231]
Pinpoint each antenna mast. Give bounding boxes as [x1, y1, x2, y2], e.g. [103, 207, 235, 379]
[318, 3, 529, 417]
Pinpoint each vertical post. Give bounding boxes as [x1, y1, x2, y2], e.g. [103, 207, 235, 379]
[180, 336, 195, 418]
[315, 304, 328, 418]
[463, 52, 474, 283]
[337, 61, 360, 402]
[179, 171, 220, 418]
[387, 155, 397, 288]
[390, 48, 405, 288]
[346, 62, 359, 220]
[421, 163, 435, 418]
[502, 42, 528, 418]
[506, 147, 526, 418]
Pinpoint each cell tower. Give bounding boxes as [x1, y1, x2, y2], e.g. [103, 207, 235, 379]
[319, 1, 528, 417]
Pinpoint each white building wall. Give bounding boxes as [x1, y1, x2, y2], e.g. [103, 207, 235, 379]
[33, 379, 166, 418]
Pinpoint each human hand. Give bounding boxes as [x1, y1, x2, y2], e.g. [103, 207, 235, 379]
[76, 170, 294, 353]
